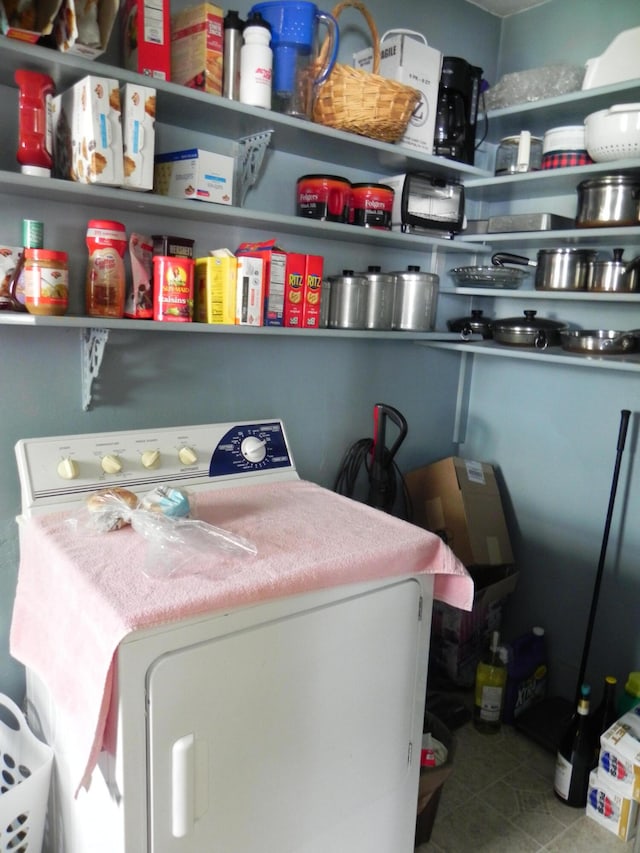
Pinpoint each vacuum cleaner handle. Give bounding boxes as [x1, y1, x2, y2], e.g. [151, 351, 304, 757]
[372, 403, 408, 463]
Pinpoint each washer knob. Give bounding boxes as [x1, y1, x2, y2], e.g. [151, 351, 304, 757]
[241, 436, 267, 463]
[101, 454, 123, 474]
[178, 446, 198, 466]
[57, 457, 79, 480]
[141, 449, 161, 470]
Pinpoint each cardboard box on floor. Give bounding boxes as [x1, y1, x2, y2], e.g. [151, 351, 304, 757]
[406, 456, 517, 687]
[405, 456, 514, 568]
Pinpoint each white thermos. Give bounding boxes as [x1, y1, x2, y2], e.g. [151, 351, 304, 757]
[239, 11, 272, 109]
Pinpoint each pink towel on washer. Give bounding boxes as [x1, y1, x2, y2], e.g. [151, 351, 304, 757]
[10, 479, 472, 795]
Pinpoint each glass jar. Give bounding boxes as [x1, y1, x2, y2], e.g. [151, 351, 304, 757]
[24, 248, 69, 316]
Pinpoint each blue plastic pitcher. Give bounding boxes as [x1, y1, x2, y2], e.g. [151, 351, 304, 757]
[250, 1, 339, 118]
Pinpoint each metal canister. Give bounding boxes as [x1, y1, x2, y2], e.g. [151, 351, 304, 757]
[361, 265, 395, 330]
[319, 279, 331, 328]
[391, 265, 439, 331]
[327, 270, 367, 329]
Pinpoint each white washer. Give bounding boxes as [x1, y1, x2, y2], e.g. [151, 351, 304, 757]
[14, 420, 433, 853]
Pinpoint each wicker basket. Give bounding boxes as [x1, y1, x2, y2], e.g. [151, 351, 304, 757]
[312, 1, 421, 143]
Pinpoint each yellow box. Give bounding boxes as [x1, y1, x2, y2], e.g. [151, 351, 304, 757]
[195, 252, 237, 324]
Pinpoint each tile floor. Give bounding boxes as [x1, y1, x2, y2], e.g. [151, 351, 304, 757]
[416, 712, 636, 852]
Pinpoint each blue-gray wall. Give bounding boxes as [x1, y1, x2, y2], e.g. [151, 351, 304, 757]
[1, 0, 639, 707]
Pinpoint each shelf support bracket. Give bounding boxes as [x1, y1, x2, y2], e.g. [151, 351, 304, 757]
[237, 131, 273, 206]
[81, 327, 109, 411]
[453, 351, 474, 447]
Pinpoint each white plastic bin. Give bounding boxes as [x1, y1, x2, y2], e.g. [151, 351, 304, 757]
[0, 693, 53, 853]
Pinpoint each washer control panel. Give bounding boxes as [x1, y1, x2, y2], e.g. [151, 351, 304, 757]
[16, 421, 297, 513]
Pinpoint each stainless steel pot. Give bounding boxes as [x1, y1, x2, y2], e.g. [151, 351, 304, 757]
[492, 249, 597, 291]
[586, 248, 640, 292]
[560, 329, 637, 354]
[447, 309, 493, 340]
[492, 310, 567, 349]
[576, 175, 640, 227]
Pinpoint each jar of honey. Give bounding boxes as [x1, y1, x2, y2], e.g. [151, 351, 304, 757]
[85, 220, 127, 318]
[24, 248, 69, 316]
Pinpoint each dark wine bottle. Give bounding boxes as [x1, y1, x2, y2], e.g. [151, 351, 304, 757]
[554, 684, 598, 807]
[592, 675, 618, 737]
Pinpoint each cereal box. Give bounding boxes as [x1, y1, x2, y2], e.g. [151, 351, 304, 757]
[125, 233, 154, 319]
[0, 247, 22, 308]
[195, 250, 237, 324]
[302, 254, 323, 329]
[53, 75, 124, 186]
[171, 3, 224, 95]
[120, 83, 156, 191]
[154, 148, 234, 205]
[121, 0, 171, 80]
[284, 253, 305, 328]
[236, 240, 286, 326]
[236, 256, 263, 326]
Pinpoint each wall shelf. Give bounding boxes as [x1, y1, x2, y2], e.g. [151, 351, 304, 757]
[478, 78, 640, 139]
[441, 287, 640, 301]
[422, 339, 640, 372]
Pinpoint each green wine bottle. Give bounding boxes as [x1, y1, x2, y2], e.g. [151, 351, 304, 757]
[554, 684, 598, 807]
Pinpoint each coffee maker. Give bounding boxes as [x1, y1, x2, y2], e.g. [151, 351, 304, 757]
[434, 57, 483, 165]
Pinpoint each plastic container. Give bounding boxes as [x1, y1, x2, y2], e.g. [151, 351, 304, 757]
[23, 248, 69, 316]
[296, 174, 351, 223]
[541, 125, 592, 169]
[503, 626, 547, 724]
[0, 692, 54, 853]
[239, 11, 272, 109]
[15, 70, 55, 177]
[85, 220, 127, 318]
[153, 255, 194, 322]
[350, 183, 394, 230]
[618, 672, 640, 716]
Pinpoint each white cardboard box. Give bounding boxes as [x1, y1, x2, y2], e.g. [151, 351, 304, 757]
[586, 768, 639, 841]
[599, 707, 640, 801]
[236, 256, 264, 326]
[154, 148, 234, 205]
[353, 30, 442, 155]
[120, 83, 156, 191]
[52, 75, 124, 186]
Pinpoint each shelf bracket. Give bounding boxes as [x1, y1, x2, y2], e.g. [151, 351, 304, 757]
[81, 327, 109, 411]
[237, 130, 273, 206]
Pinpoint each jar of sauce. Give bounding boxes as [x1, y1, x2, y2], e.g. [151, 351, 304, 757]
[86, 220, 127, 318]
[23, 248, 69, 316]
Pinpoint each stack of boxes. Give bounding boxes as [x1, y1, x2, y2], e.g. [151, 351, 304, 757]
[405, 457, 518, 687]
[195, 241, 323, 328]
[587, 706, 640, 841]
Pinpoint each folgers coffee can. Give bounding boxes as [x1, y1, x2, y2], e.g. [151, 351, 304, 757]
[153, 255, 194, 322]
[296, 174, 351, 223]
[350, 183, 394, 230]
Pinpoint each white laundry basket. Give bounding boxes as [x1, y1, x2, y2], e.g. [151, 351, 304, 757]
[0, 693, 53, 853]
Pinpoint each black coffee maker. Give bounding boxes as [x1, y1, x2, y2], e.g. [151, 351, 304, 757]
[434, 57, 483, 166]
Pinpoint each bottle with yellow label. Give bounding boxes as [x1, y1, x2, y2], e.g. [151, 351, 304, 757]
[474, 630, 507, 734]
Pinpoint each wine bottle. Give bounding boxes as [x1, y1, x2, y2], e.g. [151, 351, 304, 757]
[474, 630, 507, 734]
[591, 675, 618, 737]
[554, 684, 598, 807]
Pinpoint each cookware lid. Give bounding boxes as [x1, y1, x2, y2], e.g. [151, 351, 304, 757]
[447, 309, 492, 332]
[537, 248, 598, 258]
[493, 310, 567, 332]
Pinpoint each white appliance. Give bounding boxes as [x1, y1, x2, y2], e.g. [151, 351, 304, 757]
[14, 420, 434, 853]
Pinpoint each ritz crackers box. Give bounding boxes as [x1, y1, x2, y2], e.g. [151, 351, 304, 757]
[284, 253, 306, 327]
[302, 254, 323, 328]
